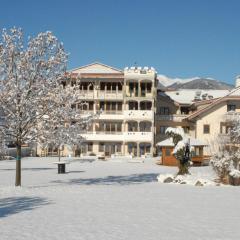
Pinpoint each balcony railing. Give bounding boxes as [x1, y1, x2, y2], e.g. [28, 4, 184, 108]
[101, 111, 123, 115]
[123, 131, 153, 141]
[95, 131, 122, 135]
[126, 91, 152, 98]
[223, 112, 240, 121]
[98, 91, 123, 100]
[78, 91, 94, 99]
[156, 114, 187, 122]
[124, 110, 153, 119]
[82, 131, 153, 142]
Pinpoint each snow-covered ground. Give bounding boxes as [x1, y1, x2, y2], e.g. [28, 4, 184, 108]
[0, 157, 240, 240]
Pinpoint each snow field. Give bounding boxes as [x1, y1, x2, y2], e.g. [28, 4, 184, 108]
[0, 157, 240, 240]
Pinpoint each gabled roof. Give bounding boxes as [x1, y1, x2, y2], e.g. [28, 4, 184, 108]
[164, 89, 230, 105]
[70, 62, 123, 74]
[187, 87, 240, 121]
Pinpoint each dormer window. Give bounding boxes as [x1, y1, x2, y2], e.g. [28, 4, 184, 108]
[180, 107, 190, 115]
[227, 104, 236, 112]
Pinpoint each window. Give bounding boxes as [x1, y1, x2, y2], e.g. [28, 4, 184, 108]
[183, 127, 190, 134]
[89, 102, 94, 111]
[106, 102, 111, 111]
[107, 83, 111, 91]
[129, 101, 138, 110]
[100, 82, 105, 91]
[146, 83, 151, 93]
[159, 107, 170, 115]
[203, 124, 210, 134]
[146, 102, 152, 110]
[146, 144, 151, 153]
[99, 122, 104, 132]
[106, 123, 110, 132]
[141, 83, 146, 97]
[112, 102, 116, 111]
[129, 82, 134, 91]
[227, 104, 236, 112]
[117, 123, 122, 132]
[226, 126, 232, 134]
[180, 107, 190, 115]
[116, 143, 121, 152]
[117, 83, 122, 91]
[160, 126, 167, 135]
[192, 147, 203, 157]
[111, 123, 116, 132]
[140, 101, 152, 110]
[140, 122, 151, 132]
[117, 102, 122, 111]
[82, 104, 87, 111]
[165, 148, 171, 156]
[112, 83, 116, 91]
[88, 142, 93, 152]
[99, 143, 104, 152]
[100, 102, 105, 111]
[194, 147, 200, 156]
[128, 122, 137, 132]
[89, 84, 93, 90]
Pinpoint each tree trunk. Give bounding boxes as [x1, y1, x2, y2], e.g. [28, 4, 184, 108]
[15, 143, 21, 186]
[178, 163, 189, 175]
[58, 148, 61, 162]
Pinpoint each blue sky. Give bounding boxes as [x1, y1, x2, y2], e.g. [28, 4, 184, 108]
[1, 0, 240, 84]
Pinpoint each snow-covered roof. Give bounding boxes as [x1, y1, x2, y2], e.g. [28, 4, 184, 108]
[228, 86, 240, 96]
[70, 62, 123, 74]
[164, 89, 230, 104]
[156, 137, 207, 147]
[187, 86, 240, 120]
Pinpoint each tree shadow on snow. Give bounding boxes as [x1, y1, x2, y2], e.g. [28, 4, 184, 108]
[51, 173, 159, 186]
[0, 196, 51, 218]
[68, 170, 85, 174]
[0, 167, 54, 171]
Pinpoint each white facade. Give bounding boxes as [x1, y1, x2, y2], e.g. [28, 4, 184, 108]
[39, 63, 157, 158]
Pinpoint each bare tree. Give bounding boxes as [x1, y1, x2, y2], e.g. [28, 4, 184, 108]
[210, 113, 240, 183]
[0, 28, 68, 186]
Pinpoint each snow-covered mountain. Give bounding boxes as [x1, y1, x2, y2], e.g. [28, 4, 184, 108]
[157, 75, 234, 90]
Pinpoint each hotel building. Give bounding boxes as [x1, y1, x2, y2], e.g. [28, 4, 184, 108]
[62, 62, 157, 158]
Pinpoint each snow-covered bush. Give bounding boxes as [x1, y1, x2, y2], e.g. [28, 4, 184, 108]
[210, 151, 232, 182]
[229, 169, 240, 178]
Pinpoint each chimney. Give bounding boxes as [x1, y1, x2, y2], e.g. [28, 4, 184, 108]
[236, 75, 240, 88]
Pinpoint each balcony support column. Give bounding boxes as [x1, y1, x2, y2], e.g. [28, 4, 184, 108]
[138, 81, 141, 97]
[137, 142, 140, 157]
